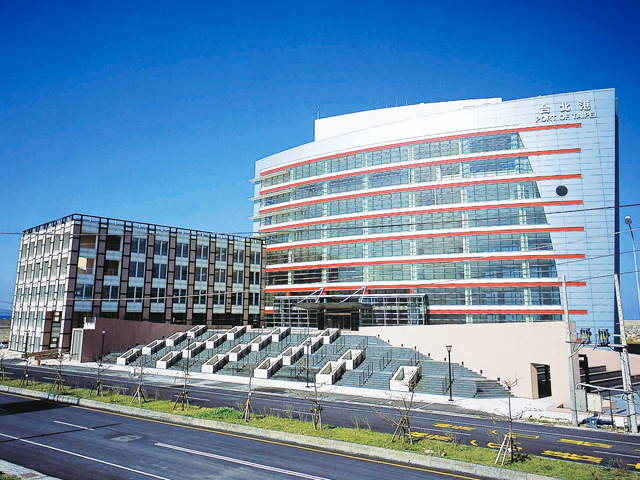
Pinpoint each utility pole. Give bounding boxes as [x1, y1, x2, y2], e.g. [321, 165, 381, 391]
[562, 276, 579, 426]
[614, 274, 638, 433]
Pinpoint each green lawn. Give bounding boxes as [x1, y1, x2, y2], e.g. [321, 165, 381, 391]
[3, 378, 638, 480]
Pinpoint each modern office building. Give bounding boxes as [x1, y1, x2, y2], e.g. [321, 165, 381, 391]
[10, 214, 265, 353]
[252, 89, 618, 333]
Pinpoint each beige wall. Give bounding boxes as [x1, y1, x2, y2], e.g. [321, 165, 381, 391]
[361, 322, 640, 407]
[361, 322, 574, 406]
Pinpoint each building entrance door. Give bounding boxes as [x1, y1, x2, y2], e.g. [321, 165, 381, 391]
[326, 313, 351, 330]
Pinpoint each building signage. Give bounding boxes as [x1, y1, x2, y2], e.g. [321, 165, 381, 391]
[536, 100, 597, 123]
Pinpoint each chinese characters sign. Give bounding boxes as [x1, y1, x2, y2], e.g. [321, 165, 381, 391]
[536, 100, 597, 123]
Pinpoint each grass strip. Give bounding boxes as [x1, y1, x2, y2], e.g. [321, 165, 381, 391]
[3, 378, 638, 480]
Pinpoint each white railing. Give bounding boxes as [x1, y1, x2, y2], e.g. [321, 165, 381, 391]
[187, 324, 207, 339]
[390, 365, 421, 392]
[116, 348, 140, 366]
[338, 349, 365, 370]
[255, 356, 283, 379]
[201, 353, 228, 373]
[182, 341, 205, 359]
[142, 339, 165, 356]
[156, 350, 182, 369]
[166, 331, 187, 346]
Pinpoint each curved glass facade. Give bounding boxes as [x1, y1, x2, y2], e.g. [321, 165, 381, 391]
[254, 90, 617, 331]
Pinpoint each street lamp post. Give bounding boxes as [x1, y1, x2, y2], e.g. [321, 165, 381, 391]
[446, 345, 453, 402]
[625, 216, 640, 315]
[99, 330, 106, 367]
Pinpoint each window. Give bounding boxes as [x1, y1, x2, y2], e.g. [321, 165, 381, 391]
[194, 289, 207, 305]
[104, 259, 119, 276]
[57, 285, 64, 301]
[215, 268, 226, 283]
[152, 263, 167, 279]
[196, 245, 209, 260]
[175, 265, 188, 281]
[131, 238, 147, 254]
[103, 285, 120, 300]
[250, 271, 260, 284]
[131, 261, 145, 278]
[79, 234, 96, 249]
[151, 287, 166, 303]
[215, 247, 227, 262]
[212, 292, 225, 305]
[234, 250, 244, 263]
[233, 270, 244, 284]
[51, 259, 58, 276]
[106, 235, 122, 251]
[74, 284, 93, 300]
[174, 289, 187, 304]
[232, 292, 243, 306]
[195, 266, 208, 282]
[250, 292, 260, 306]
[127, 286, 143, 301]
[251, 251, 261, 265]
[176, 242, 189, 258]
[154, 240, 168, 256]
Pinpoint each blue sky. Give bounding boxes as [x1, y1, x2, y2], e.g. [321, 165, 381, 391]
[1, 1, 640, 317]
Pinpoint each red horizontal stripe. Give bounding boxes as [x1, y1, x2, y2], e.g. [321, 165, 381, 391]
[260, 148, 581, 195]
[267, 226, 585, 251]
[260, 123, 582, 176]
[266, 253, 585, 271]
[259, 174, 582, 214]
[258, 200, 584, 233]
[266, 281, 587, 291]
[430, 308, 587, 315]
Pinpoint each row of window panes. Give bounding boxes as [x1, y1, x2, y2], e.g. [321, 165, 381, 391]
[261, 181, 541, 226]
[266, 258, 558, 285]
[427, 314, 561, 324]
[15, 285, 65, 304]
[21, 233, 70, 259]
[267, 232, 553, 264]
[260, 133, 524, 187]
[262, 156, 533, 206]
[18, 258, 67, 281]
[264, 206, 548, 245]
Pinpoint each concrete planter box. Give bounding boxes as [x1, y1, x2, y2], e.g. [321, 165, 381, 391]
[227, 343, 250, 362]
[117, 348, 140, 366]
[142, 339, 165, 356]
[205, 334, 226, 349]
[269, 327, 290, 342]
[390, 365, 422, 392]
[338, 349, 365, 370]
[166, 331, 187, 347]
[226, 325, 246, 341]
[316, 360, 346, 385]
[255, 356, 283, 379]
[182, 341, 205, 359]
[156, 350, 182, 369]
[187, 324, 207, 339]
[302, 336, 323, 355]
[278, 346, 304, 366]
[201, 353, 228, 374]
[249, 335, 271, 352]
[318, 328, 340, 345]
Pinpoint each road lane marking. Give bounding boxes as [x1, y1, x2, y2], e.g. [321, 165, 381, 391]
[409, 432, 453, 442]
[70, 403, 483, 479]
[432, 423, 475, 431]
[541, 450, 602, 464]
[156, 442, 333, 480]
[594, 450, 640, 459]
[559, 438, 612, 449]
[489, 429, 539, 440]
[54, 420, 94, 431]
[0, 431, 169, 479]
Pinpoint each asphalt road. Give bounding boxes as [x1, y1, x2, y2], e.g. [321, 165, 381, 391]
[0, 390, 494, 480]
[5, 361, 640, 472]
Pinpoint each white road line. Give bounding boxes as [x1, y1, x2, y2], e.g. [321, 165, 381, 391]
[156, 442, 334, 480]
[594, 450, 640, 459]
[54, 420, 94, 431]
[0, 432, 169, 480]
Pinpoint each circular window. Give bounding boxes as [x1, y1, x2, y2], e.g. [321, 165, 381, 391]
[556, 185, 568, 197]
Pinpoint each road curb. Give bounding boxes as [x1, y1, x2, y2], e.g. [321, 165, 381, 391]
[1, 385, 559, 480]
